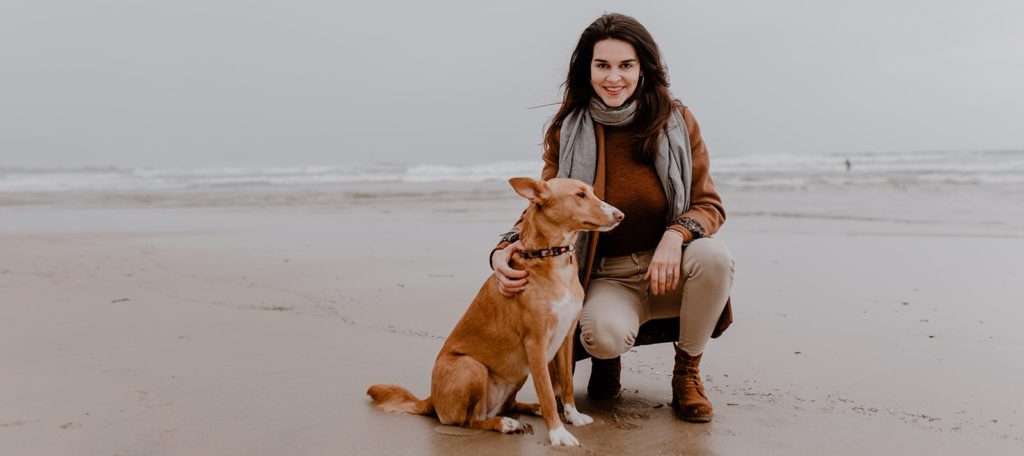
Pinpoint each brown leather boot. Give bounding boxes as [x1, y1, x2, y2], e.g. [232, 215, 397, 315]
[587, 356, 621, 400]
[671, 344, 713, 422]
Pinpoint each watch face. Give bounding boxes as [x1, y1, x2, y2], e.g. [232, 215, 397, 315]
[676, 217, 705, 239]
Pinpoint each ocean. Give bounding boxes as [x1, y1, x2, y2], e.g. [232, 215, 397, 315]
[2, 149, 1022, 194]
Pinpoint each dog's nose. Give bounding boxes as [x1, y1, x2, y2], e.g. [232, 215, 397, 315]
[613, 209, 624, 221]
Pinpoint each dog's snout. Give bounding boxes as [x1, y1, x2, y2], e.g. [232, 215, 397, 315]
[601, 203, 624, 224]
[595, 203, 624, 232]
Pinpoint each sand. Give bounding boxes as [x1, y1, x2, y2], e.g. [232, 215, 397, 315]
[2, 181, 1023, 455]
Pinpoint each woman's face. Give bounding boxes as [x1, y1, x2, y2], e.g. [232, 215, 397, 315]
[590, 38, 642, 108]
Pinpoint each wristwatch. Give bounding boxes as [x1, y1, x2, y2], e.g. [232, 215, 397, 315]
[498, 230, 521, 244]
[672, 216, 706, 242]
[490, 230, 522, 270]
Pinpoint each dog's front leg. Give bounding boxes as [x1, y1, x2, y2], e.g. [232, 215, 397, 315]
[525, 334, 580, 447]
[554, 320, 592, 426]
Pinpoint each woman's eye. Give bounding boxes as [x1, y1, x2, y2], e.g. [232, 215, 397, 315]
[621, 63, 632, 69]
[576, 192, 586, 198]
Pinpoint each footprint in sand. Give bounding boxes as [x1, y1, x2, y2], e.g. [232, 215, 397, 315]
[137, 389, 174, 408]
[60, 422, 82, 430]
[608, 409, 649, 430]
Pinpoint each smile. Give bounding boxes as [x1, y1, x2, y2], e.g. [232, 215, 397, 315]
[604, 86, 626, 95]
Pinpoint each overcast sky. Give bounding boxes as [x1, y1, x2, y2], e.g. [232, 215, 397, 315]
[2, 1, 1023, 168]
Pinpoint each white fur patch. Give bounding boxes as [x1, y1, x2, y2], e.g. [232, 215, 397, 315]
[547, 293, 582, 361]
[485, 378, 516, 418]
[598, 203, 622, 232]
[548, 426, 580, 447]
[564, 404, 593, 426]
[500, 417, 526, 434]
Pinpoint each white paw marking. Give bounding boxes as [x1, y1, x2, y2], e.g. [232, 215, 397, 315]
[548, 426, 580, 447]
[500, 417, 527, 434]
[564, 404, 593, 426]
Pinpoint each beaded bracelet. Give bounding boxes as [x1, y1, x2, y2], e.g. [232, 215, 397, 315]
[498, 230, 521, 244]
[671, 216, 706, 242]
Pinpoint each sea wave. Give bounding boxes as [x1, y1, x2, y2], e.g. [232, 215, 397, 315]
[712, 149, 1024, 187]
[1, 149, 1021, 192]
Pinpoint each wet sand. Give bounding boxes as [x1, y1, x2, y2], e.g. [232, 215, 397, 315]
[2, 182, 1023, 455]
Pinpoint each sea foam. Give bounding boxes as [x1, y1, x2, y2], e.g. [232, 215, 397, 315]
[1, 149, 1021, 192]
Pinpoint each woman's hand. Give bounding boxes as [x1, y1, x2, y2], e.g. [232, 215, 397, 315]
[645, 231, 687, 295]
[492, 240, 529, 297]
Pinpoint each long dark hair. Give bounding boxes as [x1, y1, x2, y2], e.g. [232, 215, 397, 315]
[544, 13, 676, 161]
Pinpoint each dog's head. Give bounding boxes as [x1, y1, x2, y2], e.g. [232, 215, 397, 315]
[509, 177, 623, 233]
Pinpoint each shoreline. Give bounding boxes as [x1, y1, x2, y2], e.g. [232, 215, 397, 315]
[2, 182, 1022, 454]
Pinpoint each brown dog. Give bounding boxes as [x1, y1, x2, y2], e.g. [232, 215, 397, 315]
[367, 177, 623, 446]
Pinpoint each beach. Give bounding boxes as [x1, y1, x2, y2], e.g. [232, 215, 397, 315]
[2, 166, 1024, 455]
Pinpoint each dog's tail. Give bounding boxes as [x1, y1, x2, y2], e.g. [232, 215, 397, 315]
[366, 384, 434, 416]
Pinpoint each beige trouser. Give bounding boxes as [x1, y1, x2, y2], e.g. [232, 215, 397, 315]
[579, 238, 734, 358]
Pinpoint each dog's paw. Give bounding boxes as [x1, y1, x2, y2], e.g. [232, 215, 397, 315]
[500, 417, 533, 435]
[548, 426, 580, 447]
[564, 404, 593, 426]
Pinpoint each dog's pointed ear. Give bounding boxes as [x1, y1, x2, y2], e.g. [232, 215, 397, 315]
[509, 177, 550, 204]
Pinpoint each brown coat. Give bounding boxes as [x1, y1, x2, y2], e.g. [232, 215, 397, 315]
[499, 105, 733, 338]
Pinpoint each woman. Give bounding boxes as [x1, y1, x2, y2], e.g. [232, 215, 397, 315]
[490, 13, 734, 423]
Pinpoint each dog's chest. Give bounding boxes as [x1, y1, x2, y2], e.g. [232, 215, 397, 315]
[546, 292, 583, 361]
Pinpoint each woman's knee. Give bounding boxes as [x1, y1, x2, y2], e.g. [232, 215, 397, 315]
[683, 238, 735, 277]
[579, 316, 636, 360]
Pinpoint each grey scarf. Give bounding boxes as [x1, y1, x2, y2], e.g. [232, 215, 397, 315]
[557, 97, 693, 276]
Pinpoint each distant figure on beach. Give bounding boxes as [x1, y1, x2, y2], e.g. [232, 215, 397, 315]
[490, 13, 734, 423]
[845, 159, 852, 172]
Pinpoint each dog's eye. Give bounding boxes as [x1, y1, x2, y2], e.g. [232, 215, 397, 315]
[576, 192, 586, 198]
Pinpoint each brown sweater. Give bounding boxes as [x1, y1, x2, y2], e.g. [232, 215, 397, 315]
[521, 105, 727, 247]
[537, 105, 725, 244]
[496, 104, 732, 338]
[594, 122, 669, 258]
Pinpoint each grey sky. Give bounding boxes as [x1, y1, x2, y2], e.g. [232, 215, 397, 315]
[2, 1, 1023, 168]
